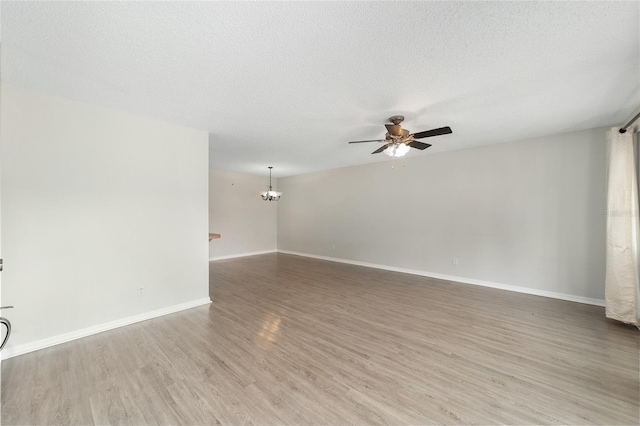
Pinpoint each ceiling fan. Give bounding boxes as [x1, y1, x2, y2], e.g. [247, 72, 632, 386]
[348, 115, 452, 157]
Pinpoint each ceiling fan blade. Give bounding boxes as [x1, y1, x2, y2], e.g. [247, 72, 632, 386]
[408, 141, 432, 150]
[385, 124, 403, 136]
[412, 126, 453, 139]
[348, 139, 385, 144]
[372, 144, 389, 154]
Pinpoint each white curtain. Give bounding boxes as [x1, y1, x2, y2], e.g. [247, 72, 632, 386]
[605, 127, 640, 326]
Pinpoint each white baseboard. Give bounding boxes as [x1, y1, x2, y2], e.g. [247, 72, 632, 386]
[209, 249, 277, 261]
[277, 250, 605, 307]
[1, 297, 212, 360]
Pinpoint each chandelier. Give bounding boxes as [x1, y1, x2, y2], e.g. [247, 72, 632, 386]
[260, 166, 282, 201]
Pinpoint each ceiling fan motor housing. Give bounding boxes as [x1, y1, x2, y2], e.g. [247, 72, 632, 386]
[385, 124, 403, 136]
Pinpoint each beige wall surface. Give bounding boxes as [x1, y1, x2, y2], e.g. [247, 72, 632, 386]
[1, 84, 210, 351]
[277, 127, 607, 300]
[209, 169, 277, 259]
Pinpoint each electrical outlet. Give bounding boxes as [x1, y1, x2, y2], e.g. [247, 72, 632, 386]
[137, 286, 145, 297]
[452, 258, 459, 266]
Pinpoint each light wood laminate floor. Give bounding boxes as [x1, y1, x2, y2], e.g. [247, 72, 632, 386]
[2, 253, 639, 424]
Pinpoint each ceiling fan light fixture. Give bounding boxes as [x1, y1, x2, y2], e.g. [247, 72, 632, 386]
[384, 143, 410, 157]
[261, 166, 282, 201]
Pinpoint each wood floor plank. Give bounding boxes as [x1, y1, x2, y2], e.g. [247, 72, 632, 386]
[2, 253, 639, 424]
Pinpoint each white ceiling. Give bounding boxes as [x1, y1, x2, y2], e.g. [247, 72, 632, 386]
[2, 1, 639, 177]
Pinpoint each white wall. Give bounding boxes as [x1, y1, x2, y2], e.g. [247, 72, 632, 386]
[1, 84, 210, 355]
[278, 127, 607, 301]
[209, 169, 277, 259]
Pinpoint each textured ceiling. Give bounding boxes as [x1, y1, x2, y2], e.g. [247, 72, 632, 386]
[2, 1, 639, 177]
